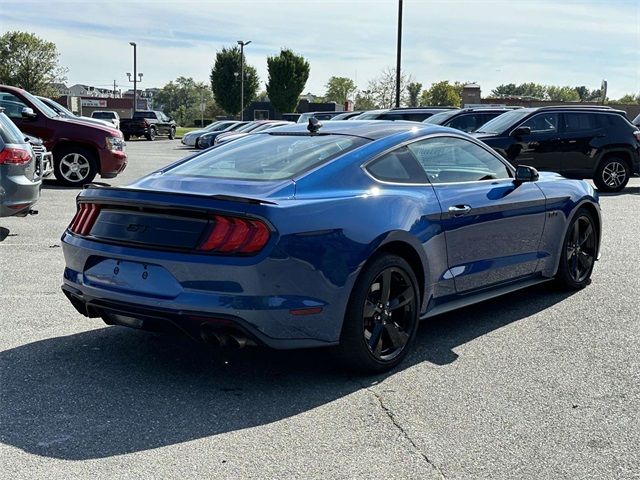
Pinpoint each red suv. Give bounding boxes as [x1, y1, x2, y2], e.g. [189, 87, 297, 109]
[0, 85, 127, 186]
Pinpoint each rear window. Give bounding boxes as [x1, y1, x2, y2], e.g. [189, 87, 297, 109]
[168, 133, 368, 180]
[133, 112, 157, 119]
[92, 112, 115, 119]
[0, 112, 26, 144]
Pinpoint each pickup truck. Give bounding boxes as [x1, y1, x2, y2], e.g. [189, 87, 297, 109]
[120, 111, 176, 141]
[0, 85, 127, 187]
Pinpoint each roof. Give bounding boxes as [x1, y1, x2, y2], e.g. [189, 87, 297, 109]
[260, 119, 449, 140]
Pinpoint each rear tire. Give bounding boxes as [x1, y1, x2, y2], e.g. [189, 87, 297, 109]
[123, 133, 130, 141]
[334, 254, 419, 374]
[554, 208, 597, 290]
[168, 127, 176, 140]
[54, 146, 98, 187]
[146, 127, 156, 141]
[593, 157, 630, 192]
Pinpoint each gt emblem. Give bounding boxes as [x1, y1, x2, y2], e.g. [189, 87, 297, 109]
[127, 223, 147, 233]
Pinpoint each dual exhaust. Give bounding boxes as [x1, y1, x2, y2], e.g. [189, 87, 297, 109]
[200, 327, 254, 349]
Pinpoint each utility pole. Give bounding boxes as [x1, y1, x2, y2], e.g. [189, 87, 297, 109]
[127, 42, 143, 114]
[113, 80, 117, 97]
[395, 0, 403, 108]
[237, 40, 252, 120]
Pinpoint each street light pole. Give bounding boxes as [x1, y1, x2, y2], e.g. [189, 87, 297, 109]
[395, 0, 403, 108]
[130, 42, 138, 113]
[237, 40, 251, 120]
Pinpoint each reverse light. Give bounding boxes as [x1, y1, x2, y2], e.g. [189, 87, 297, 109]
[197, 215, 270, 254]
[0, 147, 32, 165]
[68, 203, 102, 236]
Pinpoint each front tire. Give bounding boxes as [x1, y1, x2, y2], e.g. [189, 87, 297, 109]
[123, 133, 130, 141]
[53, 146, 98, 187]
[335, 254, 419, 374]
[555, 208, 598, 290]
[593, 157, 630, 192]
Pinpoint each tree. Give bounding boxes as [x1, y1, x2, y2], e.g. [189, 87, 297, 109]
[366, 67, 412, 108]
[421, 81, 461, 107]
[0, 31, 67, 96]
[210, 46, 259, 116]
[546, 85, 580, 102]
[154, 76, 222, 126]
[612, 93, 640, 104]
[266, 49, 310, 114]
[407, 82, 422, 107]
[490, 82, 547, 99]
[354, 90, 377, 110]
[324, 76, 357, 105]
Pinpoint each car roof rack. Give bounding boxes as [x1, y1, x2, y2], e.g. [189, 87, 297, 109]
[390, 106, 458, 110]
[534, 105, 616, 111]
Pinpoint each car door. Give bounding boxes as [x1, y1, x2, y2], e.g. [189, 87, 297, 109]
[505, 112, 562, 171]
[0, 93, 51, 141]
[407, 135, 547, 293]
[556, 112, 603, 177]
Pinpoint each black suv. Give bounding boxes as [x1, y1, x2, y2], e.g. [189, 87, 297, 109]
[423, 107, 520, 132]
[473, 106, 640, 192]
[356, 107, 457, 122]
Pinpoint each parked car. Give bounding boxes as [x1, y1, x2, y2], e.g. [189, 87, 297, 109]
[473, 106, 640, 192]
[281, 113, 301, 122]
[423, 107, 520, 132]
[24, 134, 53, 178]
[214, 121, 292, 145]
[120, 110, 176, 141]
[296, 111, 351, 123]
[181, 120, 240, 148]
[0, 109, 41, 217]
[91, 111, 120, 129]
[355, 107, 457, 122]
[0, 85, 127, 186]
[328, 111, 364, 120]
[36, 96, 114, 129]
[61, 120, 601, 373]
[197, 122, 248, 149]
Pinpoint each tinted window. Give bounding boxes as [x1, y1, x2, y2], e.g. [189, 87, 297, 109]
[379, 112, 430, 122]
[169, 133, 368, 180]
[133, 112, 157, 119]
[408, 136, 511, 183]
[447, 114, 479, 132]
[475, 109, 533, 134]
[366, 146, 428, 183]
[521, 113, 559, 133]
[0, 98, 27, 119]
[564, 113, 598, 132]
[92, 112, 114, 119]
[424, 110, 459, 125]
[0, 112, 26, 144]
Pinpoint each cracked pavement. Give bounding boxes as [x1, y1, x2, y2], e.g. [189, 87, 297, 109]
[1, 140, 639, 479]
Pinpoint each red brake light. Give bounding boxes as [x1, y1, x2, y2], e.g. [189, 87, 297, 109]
[633, 130, 640, 142]
[68, 203, 102, 236]
[197, 215, 271, 254]
[0, 147, 31, 165]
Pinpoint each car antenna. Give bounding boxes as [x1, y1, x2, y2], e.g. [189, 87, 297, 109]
[307, 117, 322, 133]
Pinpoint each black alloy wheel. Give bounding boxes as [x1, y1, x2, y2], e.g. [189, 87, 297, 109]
[555, 209, 597, 290]
[336, 254, 419, 373]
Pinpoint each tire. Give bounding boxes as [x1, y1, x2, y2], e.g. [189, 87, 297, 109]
[555, 208, 598, 290]
[168, 127, 176, 140]
[123, 133, 130, 142]
[146, 127, 156, 141]
[593, 157, 630, 192]
[53, 145, 98, 187]
[334, 254, 420, 374]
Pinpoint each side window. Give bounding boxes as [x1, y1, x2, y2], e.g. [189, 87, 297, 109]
[0, 96, 28, 119]
[408, 137, 511, 183]
[447, 114, 478, 132]
[520, 113, 559, 133]
[563, 113, 598, 132]
[366, 146, 428, 183]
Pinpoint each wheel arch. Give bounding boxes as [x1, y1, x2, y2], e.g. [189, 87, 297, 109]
[52, 141, 101, 173]
[596, 149, 633, 172]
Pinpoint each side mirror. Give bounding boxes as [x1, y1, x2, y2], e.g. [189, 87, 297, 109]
[512, 126, 531, 137]
[21, 107, 37, 120]
[515, 165, 539, 183]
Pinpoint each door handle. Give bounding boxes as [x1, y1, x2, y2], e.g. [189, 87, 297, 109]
[448, 205, 472, 216]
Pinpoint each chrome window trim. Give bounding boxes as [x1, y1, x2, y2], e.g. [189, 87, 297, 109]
[361, 132, 515, 186]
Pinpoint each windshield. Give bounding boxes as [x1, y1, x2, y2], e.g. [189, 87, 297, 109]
[44, 98, 75, 117]
[475, 109, 532, 134]
[22, 90, 59, 119]
[423, 110, 459, 125]
[168, 133, 369, 181]
[355, 111, 386, 120]
[206, 122, 233, 132]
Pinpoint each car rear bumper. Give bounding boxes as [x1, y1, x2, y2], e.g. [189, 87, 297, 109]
[98, 149, 127, 178]
[0, 168, 41, 217]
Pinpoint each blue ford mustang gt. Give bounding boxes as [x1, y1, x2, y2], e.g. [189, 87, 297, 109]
[61, 120, 601, 372]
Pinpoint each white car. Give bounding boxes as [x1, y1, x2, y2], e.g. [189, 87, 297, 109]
[91, 111, 120, 129]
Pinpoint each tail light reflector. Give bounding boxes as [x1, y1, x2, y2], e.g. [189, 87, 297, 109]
[68, 203, 102, 236]
[197, 215, 270, 254]
[633, 130, 640, 142]
[0, 147, 31, 165]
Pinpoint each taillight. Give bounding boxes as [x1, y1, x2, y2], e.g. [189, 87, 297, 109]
[68, 203, 102, 236]
[633, 130, 640, 142]
[0, 147, 32, 165]
[197, 215, 270, 254]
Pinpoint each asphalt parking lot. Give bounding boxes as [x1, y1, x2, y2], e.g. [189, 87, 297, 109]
[1, 139, 639, 479]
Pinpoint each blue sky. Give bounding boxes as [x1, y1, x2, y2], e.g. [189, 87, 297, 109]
[2, 0, 639, 98]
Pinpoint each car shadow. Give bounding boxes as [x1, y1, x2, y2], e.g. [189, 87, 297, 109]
[596, 185, 640, 196]
[0, 226, 11, 241]
[0, 283, 574, 460]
